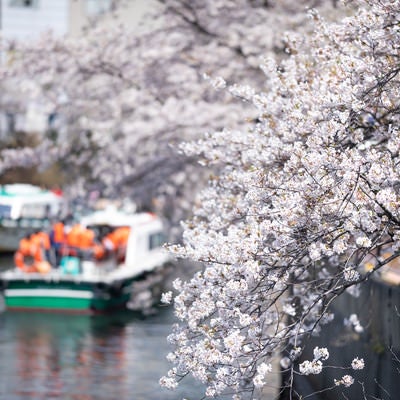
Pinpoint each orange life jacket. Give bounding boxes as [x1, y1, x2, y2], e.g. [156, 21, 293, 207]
[104, 227, 130, 250]
[29, 232, 49, 262]
[92, 243, 105, 260]
[52, 222, 65, 244]
[31, 231, 51, 250]
[19, 237, 32, 256]
[114, 227, 130, 247]
[66, 224, 84, 248]
[79, 228, 95, 249]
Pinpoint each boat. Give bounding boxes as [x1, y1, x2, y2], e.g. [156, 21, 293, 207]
[0, 207, 173, 313]
[0, 183, 66, 252]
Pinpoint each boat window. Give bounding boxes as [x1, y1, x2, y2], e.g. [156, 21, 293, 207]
[0, 204, 12, 218]
[9, 0, 39, 7]
[149, 232, 166, 250]
[21, 204, 48, 219]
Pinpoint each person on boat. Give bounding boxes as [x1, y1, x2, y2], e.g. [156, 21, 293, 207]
[50, 220, 66, 265]
[15, 235, 36, 273]
[78, 225, 104, 260]
[102, 226, 130, 263]
[14, 233, 33, 269]
[65, 223, 83, 256]
[30, 230, 51, 263]
[66, 223, 104, 260]
[19, 233, 32, 255]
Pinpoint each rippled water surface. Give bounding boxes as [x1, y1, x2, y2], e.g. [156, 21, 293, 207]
[0, 255, 204, 400]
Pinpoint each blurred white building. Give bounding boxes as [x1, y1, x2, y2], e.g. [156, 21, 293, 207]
[0, 0, 153, 39]
[1, 0, 70, 39]
[0, 0, 156, 137]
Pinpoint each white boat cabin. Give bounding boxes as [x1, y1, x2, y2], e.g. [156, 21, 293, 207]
[0, 184, 65, 226]
[80, 207, 170, 279]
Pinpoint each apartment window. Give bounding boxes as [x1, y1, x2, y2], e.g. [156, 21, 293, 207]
[9, 0, 38, 7]
[86, 0, 112, 16]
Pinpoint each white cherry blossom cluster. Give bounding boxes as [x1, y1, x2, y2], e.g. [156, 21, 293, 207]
[253, 362, 272, 388]
[0, 0, 341, 231]
[351, 357, 365, 370]
[343, 266, 360, 282]
[344, 314, 364, 334]
[163, 0, 400, 397]
[299, 360, 323, 376]
[334, 374, 355, 387]
[299, 347, 329, 376]
[160, 291, 173, 305]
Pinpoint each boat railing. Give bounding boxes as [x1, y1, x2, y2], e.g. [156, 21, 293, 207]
[0, 217, 52, 229]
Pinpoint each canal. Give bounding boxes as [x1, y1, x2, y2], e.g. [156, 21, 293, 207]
[0, 254, 205, 400]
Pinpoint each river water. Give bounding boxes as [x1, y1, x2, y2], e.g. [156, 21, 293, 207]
[0, 254, 205, 400]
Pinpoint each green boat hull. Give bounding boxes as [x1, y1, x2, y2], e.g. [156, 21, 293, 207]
[3, 278, 134, 313]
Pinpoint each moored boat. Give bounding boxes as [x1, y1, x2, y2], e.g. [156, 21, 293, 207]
[0, 208, 172, 313]
[0, 183, 66, 252]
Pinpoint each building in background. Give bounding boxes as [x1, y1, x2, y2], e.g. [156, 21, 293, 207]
[0, 0, 156, 138]
[1, 0, 69, 40]
[0, 0, 154, 39]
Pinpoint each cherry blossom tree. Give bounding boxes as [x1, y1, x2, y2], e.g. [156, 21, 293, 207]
[161, 0, 400, 398]
[0, 0, 341, 229]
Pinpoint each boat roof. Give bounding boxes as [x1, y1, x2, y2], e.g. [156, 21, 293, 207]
[80, 206, 159, 228]
[0, 184, 63, 204]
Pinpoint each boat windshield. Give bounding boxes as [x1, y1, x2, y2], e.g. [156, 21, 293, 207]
[149, 231, 166, 250]
[0, 204, 12, 218]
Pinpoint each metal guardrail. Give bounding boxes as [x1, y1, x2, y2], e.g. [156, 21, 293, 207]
[281, 279, 400, 399]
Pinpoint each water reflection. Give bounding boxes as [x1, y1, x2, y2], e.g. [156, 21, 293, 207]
[0, 308, 204, 400]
